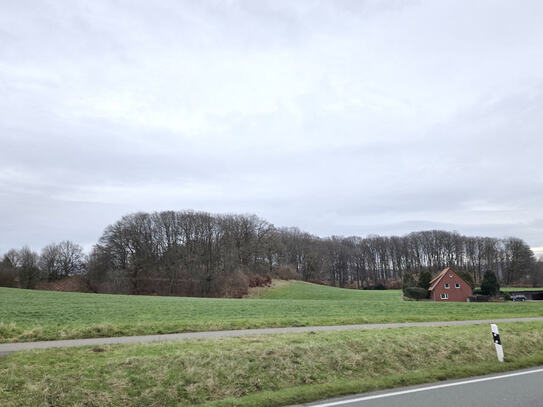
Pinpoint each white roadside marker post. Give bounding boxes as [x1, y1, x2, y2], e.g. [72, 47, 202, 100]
[491, 323, 504, 362]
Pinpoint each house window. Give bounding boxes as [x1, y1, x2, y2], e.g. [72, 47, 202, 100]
[445, 283, 450, 289]
[441, 293, 448, 300]
[455, 283, 460, 288]
[449, 274, 453, 278]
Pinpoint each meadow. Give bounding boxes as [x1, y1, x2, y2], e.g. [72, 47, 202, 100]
[1, 281, 543, 343]
[1, 321, 543, 406]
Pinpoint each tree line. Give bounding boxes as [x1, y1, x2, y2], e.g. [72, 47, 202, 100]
[1, 210, 540, 297]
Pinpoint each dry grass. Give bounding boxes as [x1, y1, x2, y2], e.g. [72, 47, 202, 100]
[1, 322, 543, 406]
[244, 280, 291, 299]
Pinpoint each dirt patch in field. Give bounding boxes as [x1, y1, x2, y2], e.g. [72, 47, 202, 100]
[245, 280, 291, 298]
[34, 276, 92, 293]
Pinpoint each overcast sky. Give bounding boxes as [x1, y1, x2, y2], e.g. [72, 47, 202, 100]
[1, 0, 543, 255]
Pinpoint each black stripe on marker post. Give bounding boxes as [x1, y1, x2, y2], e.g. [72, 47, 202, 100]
[492, 332, 501, 345]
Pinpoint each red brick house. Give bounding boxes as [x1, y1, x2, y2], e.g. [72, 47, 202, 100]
[429, 267, 472, 302]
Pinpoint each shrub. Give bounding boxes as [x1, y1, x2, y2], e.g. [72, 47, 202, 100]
[402, 273, 417, 293]
[221, 268, 249, 298]
[468, 294, 490, 302]
[501, 291, 512, 301]
[363, 283, 388, 290]
[247, 274, 272, 288]
[404, 286, 429, 300]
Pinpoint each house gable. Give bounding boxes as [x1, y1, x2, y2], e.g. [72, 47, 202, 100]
[428, 267, 472, 302]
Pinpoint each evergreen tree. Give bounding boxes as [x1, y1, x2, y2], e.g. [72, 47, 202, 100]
[457, 270, 475, 289]
[418, 270, 432, 290]
[480, 270, 500, 297]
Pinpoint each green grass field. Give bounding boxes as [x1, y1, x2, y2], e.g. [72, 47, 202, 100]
[1, 321, 543, 407]
[1, 282, 543, 343]
[502, 287, 543, 291]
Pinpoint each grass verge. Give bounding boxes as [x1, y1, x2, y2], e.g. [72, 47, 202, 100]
[1, 321, 542, 406]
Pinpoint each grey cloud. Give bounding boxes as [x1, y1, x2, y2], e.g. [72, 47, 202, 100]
[1, 0, 543, 253]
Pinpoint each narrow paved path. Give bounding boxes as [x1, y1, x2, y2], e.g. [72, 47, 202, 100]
[1, 317, 542, 356]
[295, 366, 543, 407]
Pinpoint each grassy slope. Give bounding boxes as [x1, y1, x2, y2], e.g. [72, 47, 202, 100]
[502, 287, 543, 291]
[255, 281, 401, 300]
[1, 322, 543, 407]
[258, 282, 543, 298]
[1, 283, 543, 343]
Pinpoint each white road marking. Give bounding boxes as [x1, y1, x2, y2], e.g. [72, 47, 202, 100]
[309, 367, 543, 407]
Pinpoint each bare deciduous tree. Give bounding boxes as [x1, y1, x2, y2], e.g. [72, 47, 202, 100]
[1, 211, 536, 295]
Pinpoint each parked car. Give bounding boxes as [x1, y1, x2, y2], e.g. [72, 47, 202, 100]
[511, 294, 526, 302]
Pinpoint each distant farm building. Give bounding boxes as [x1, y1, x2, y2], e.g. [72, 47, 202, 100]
[429, 267, 472, 302]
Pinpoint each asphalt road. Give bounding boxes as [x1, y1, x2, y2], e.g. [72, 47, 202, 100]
[1, 316, 542, 356]
[297, 367, 543, 407]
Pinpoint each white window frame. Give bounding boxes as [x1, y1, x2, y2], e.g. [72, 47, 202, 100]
[445, 283, 450, 289]
[441, 293, 448, 300]
[455, 283, 460, 288]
